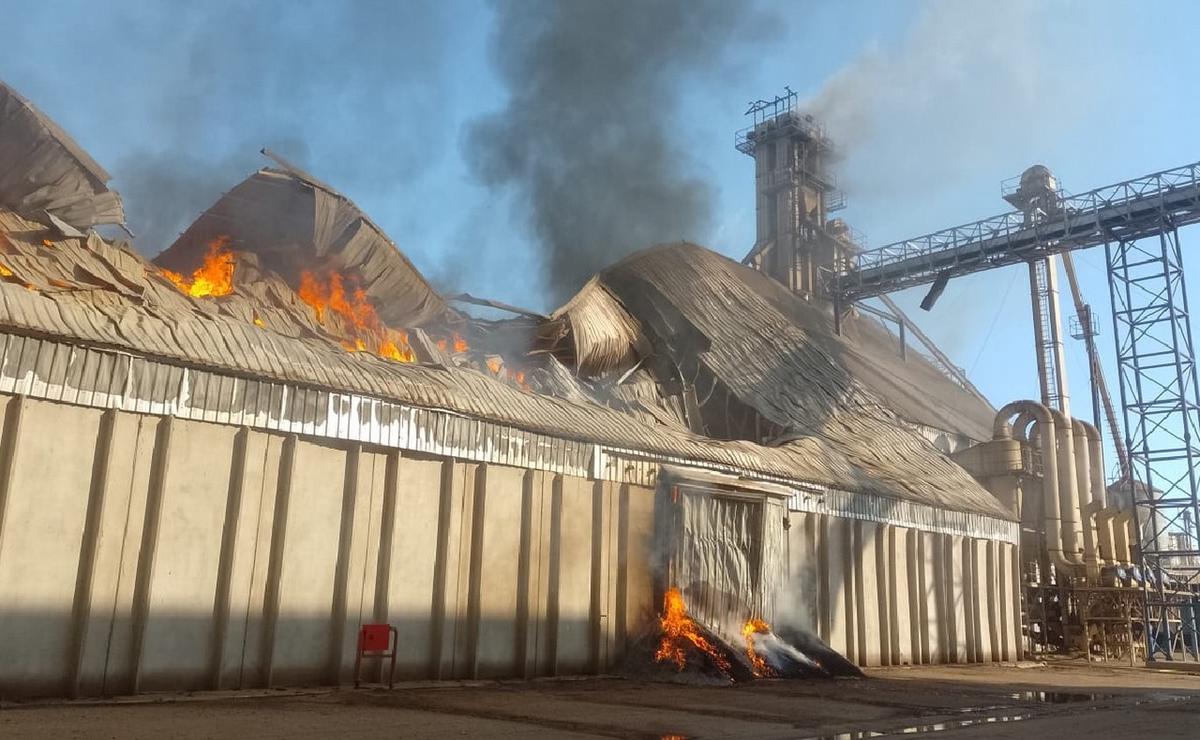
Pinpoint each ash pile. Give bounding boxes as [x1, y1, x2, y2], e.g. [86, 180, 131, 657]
[622, 588, 861, 685]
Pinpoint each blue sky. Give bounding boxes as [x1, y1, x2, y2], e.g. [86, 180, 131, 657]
[4, 0, 1200, 474]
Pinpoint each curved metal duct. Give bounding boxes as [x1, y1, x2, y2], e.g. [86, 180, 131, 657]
[993, 401, 1079, 573]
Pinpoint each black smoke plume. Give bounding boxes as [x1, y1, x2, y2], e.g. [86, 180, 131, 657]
[467, 0, 768, 305]
[112, 2, 450, 254]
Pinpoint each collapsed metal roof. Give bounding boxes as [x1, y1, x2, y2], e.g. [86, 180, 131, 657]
[0, 84, 1008, 520]
[586, 243, 995, 442]
[156, 167, 458, 329]
[0, 82, 125, 229]
[0, 206, 1006, 518]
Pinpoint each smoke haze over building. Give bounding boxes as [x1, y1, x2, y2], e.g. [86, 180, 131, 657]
[465, 0, 771, 304]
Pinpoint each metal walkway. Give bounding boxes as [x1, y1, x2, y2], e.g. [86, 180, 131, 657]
[834, 161, 1200, 302]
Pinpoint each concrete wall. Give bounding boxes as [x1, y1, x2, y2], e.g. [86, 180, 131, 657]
[0, 396, 658, 698]
[782, 515, 1021, 667]
[0, 393, 1021, 697]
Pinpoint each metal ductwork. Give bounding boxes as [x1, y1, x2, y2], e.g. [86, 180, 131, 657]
[986, 400, 1140, 578]
[1047, 408, 1085, 568]
[992, 401, 1078, 574]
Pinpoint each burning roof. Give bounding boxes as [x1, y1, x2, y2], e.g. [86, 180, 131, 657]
[155, 164, 458, 329]
[0, 81, 1009, 520]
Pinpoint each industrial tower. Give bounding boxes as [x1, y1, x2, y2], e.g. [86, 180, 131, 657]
[737, 88, 859, 298]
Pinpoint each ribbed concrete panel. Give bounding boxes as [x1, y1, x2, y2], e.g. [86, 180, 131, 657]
[825, 517, 853, 660]
[0, 396, 1019, 698]
[783, 512, 820, 634]
[138, 421, 237, 691]
[385, 454, 441, 678]
[267, 438, 345, 686]
[473, 464, 524, 678]
[885, 526, 914, 666]
[0, 398, 100, 696]
[921, 532, 942, 664]
[855, 522, 884, 667]
[620, 482, 656, 656]
[554, 475, 594, 675]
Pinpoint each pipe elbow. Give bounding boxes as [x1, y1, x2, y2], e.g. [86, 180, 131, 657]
[994, 400, 1052, 438]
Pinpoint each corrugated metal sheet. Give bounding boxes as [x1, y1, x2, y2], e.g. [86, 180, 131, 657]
[664, 479, 788, 642]
[551, 276, 644, 376]
[0, 331, 1017, 543]
[596, 243, 1005, 514]
[0, 206, 1012, 523]
[0, 81, 124, 228]
[154, 169, 458, 329]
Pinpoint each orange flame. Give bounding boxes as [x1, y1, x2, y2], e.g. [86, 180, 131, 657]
[162, 236, 236, 298]
[298, 269, 415, 364]
[381, 329, 417, 363]
[433, 332, 469, 354]
[298, 271, 327, 321]
[0, 262, 37, 291]
[654, 588, 730, 674]
[298, 270, 381, 332]
[742, 618, 774, 678]
[485, 356, 503, 375]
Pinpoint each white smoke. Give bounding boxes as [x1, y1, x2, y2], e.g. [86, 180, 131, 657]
[750, 630, 823, 673]
[799, 0, 1115, 356]
[805, 0, 1065, 202]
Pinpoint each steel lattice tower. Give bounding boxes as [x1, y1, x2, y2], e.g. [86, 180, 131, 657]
[1107, 222, 1200, 661]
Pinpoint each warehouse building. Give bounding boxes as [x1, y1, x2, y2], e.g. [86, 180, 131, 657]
[0, 81, 1019, 698]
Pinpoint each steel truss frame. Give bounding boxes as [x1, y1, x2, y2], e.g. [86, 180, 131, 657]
[1107, 221, 1200, 663]
[833, 160, 1200, 302]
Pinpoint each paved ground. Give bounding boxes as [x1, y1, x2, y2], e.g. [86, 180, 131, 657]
[2, 661, 1198, 739]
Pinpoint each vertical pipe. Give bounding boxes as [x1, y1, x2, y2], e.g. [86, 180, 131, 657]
[1045, 256, 1072, 417]
[1071, 419, 1100, 576]
[1049, 409, 1084, 566]
[1112, 511, 1133, 566]
[993, 402, 1077, 574]
[1081, 421, 1117, 566]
